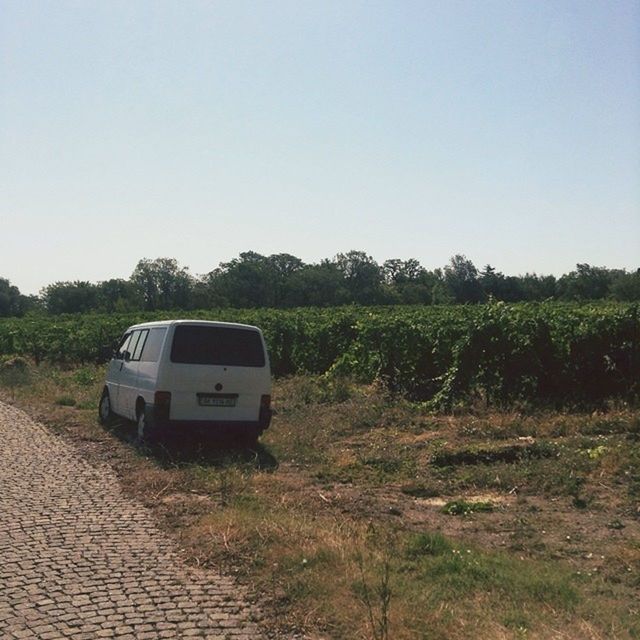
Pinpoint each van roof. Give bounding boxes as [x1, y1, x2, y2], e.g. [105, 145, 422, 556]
[126, 319, 262, 332]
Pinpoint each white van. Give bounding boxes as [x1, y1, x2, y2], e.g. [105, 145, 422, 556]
[98, 320, 272, 443]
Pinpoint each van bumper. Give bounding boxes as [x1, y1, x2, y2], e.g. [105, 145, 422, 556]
[149, 406, 272, 435]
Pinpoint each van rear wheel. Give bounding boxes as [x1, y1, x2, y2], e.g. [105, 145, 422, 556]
[136, 404, 159, 444]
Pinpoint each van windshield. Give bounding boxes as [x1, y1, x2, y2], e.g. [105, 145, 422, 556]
[170, 325, 266, 367]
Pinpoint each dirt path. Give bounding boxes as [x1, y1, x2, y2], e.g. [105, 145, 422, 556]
[0, 401, 263, 640]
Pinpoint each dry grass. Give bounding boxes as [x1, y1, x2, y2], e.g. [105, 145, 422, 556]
[2, 364, 639, 639]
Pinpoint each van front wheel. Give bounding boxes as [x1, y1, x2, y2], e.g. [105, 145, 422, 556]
[98, 389, 114, 426]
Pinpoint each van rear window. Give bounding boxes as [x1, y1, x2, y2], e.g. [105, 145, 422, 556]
[170, 325, 265, 367]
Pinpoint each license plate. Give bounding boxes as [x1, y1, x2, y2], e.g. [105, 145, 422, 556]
[197, 394, 237, 407]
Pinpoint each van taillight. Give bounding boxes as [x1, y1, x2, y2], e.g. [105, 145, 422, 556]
[154, 391, 171, 420]
[259, 394, 272, 430]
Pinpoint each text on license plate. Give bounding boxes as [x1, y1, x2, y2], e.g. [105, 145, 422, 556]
[197, 395, 237, 407]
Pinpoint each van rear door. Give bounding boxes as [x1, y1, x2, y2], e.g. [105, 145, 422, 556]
[161, 324, 269, 423]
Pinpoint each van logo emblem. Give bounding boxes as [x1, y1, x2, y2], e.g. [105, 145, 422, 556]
[215, 383, 223, 391]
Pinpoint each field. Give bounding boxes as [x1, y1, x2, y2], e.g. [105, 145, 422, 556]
[1, 302, 639, 408]
[1, 303, 639, 638]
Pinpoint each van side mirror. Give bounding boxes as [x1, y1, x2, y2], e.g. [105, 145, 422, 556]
[98, 345, 114, 363]
[123, 351, 131, 362]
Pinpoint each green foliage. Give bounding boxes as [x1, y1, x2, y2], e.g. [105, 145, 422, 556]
[73, 366, 98, 387]
[0, 302, 638, 408]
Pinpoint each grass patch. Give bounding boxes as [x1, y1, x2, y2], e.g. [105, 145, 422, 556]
[2, 367, 639, 639]
[188, 487, 582, 639]
[401, 533, 578, 609]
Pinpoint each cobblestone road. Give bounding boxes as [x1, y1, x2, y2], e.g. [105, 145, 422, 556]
[0, 401, 264, 640]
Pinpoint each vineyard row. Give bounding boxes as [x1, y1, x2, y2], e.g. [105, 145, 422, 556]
[0, 303, 638, 408]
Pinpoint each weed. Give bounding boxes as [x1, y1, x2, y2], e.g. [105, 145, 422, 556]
[353, 530, 394, 640]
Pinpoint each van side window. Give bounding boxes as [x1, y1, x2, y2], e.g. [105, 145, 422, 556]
[127, 331, 142, 361]
[140, 328, 167, 362]
[115, 333, 132, 360]
[131, 329, 148, 361]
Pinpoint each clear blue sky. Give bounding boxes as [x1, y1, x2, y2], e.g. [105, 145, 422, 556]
[1, 0, 639, 294]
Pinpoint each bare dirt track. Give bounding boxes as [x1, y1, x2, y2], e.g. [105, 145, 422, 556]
[0, 401, 263, 640]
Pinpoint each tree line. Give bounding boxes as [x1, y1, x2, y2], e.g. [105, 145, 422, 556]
[1, 251, 639, 316]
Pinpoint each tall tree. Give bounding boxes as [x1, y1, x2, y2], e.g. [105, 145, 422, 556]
[268, 253, 305, 305]
[283, 261, 349, 307]
[130, 258, 193, 310]
[40, 281, 98, 314]
[557, 264, 619, 300]
[334, 251, 385, 304]
[517, 273, 557, 301]
[206, 252, 277, 308]
[480, 265, 524, 302]
[443, 255, 485, 303]
[611, 269, 640, 301]
[96, 279, 142, 312]
[0, 278, 27, 317]
[382, 258, 435, 304]
[382, 258, 425, 284]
